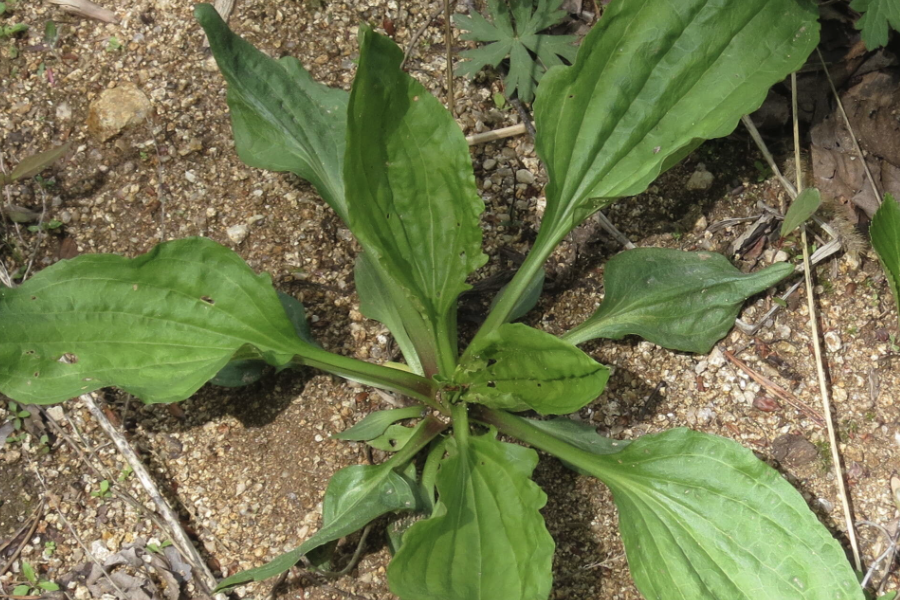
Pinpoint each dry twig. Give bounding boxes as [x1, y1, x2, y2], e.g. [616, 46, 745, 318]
[0, 501, 43, 578]
[791, 72, 862, 571]
[721, 349, 825, 427]
[79, 393, 223, 598]
[465, 123, 527, 146]
[45, 0, 117, 23]
[400, 4, 444, 70]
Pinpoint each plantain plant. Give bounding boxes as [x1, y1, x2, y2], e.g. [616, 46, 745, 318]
[0, 1, 867, 599]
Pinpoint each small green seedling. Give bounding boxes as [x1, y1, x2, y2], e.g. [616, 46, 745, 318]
[0, 1, 869, 599]
[43, 20, 58, 47]
[106, 36, 122, 52]
[26, 219, 62, 233]
[0, 22, 27, 39]
[13, 561, 60, 596]
[118, 466, 133, 482]
[146, 540, 173, 554]
[91, 480, 113, 499]
[43, 540, 56, 556]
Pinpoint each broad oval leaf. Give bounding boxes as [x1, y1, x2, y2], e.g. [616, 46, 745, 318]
[345, 26, 487, 336]
[781, 187, 822, 237]
[388, 430, 554, 600]
[333, 406, 424, 442]
[564, 248, 793, 353]
[456, 323, 609, 414]
[586, 429, 863, 600]
[870, 193, 900, 323]
[196, 4, 350, 222]
[533, 0, 820, 240]
[485, 411, 864, 600]
[211, 291, 314, 387]
[0, 238, 313, 405]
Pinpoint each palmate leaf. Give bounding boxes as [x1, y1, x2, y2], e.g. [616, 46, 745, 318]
[454, 0, 577, 102]
[345, 26, 487, 355]
[196, 4, 349, 222]
[388, 430, 554, 600]
[851, 0, 900, 50]
[533, 0, 821, 244]
[485, 411, 864, 600]
[0, 238, 314, 405]
[455, 323, 608, 414]
[563, 248, 794, 353]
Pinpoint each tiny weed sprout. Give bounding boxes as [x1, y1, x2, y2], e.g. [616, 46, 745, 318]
[14, 560, 60, 596]
[0, 1, 870, 599]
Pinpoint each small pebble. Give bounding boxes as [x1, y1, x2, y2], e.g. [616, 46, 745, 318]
[226, 224, 249, 244]
[824, 331, 841, 353]
[516, 169, 535, 185]
[686, 166, 714, 191]
[483, 158, 497, 170]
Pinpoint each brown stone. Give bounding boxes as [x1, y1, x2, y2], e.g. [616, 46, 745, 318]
[86, 83, 152, 141]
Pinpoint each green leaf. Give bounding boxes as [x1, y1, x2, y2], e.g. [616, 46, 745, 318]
[195, 4, 350, 222]
[12, 585, 31, 596]
[564, 248, 793, 353]
[523, 416, 628, 475]
[486, 410, 865, 600]
[525, 417, 628, 457]
[354, 252, 424, 375]
[781, 188, 822, 237]
[333, 406, 424, 442]
[210, 291, 314, 387]
[21, 561, 36, 585]
[366, 423, 416, 452]
[388, 430, 554, 600]
[871, 194, 900, 324]
[38, 581, 60, 592]
[8, 142, 71, 183]
[852, 0, 900, 49]
[488, 267, 545, 323]
[215, 418, 442, 592]
[533, 0, 820, 243]
[455, 0, 576, 102]
[216, 462, 421, 591]
[584, 429, 862, 600]
[345, 27, 487, 351]
[456, 323, 608, 414]
[876, 593, 898, 600]
[0, 238, 316, 405]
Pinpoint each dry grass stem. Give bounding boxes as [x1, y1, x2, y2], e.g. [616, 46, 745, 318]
[791, 71, 862, 571]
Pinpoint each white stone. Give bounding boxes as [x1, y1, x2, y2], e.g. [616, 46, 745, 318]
[226, 224, 249, 244]
[686, 168, 714, 191]
[824, 331, 842, 353]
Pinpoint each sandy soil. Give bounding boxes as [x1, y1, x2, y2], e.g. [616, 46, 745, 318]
[1, 1, 899, 599]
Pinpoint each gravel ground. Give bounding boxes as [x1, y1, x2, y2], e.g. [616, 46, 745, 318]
[2, 0, 899, 599]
